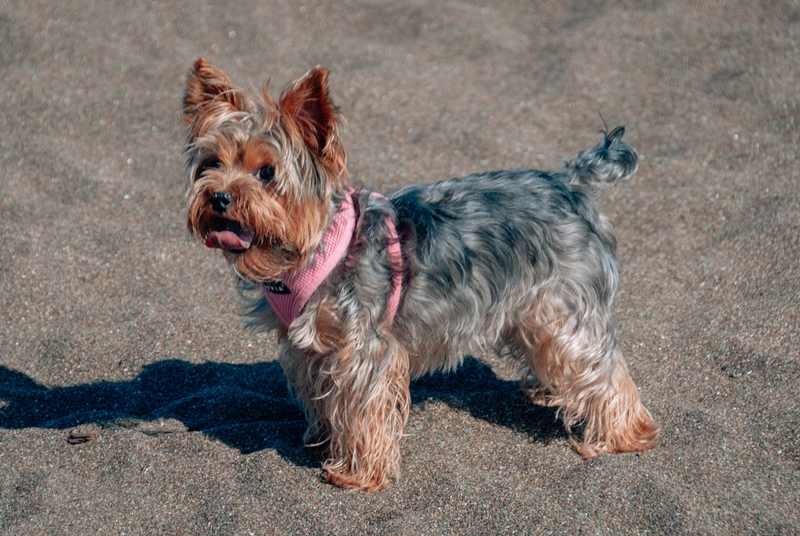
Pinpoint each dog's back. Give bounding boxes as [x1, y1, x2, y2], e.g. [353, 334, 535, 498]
[388, 128, 637, 377]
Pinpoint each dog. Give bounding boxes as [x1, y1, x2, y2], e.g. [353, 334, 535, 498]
[182, 58, 659, 491]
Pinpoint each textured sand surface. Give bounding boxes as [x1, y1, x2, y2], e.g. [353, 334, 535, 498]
[1, 0, 798, 534]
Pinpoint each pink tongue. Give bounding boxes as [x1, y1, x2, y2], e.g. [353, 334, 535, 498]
[206, 231, 252, 250]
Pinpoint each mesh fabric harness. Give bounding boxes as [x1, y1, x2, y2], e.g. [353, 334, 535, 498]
[262, 190, 403, 329]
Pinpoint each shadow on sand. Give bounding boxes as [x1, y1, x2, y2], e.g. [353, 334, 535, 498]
[0, 357, 565, 467]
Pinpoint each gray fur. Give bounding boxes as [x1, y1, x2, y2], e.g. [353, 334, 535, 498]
[252, 128, 636, 376]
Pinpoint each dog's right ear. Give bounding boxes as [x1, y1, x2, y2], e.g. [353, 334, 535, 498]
[279, 66, 347, 182]
[183, 58, 243, 138]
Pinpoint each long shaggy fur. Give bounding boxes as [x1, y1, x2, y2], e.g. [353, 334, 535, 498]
[183, 59, 659, 492]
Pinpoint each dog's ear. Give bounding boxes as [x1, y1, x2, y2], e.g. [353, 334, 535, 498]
[183, 58, 244, 137]
[279, 67, 346, 180]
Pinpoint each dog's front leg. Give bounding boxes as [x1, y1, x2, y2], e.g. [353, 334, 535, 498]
[282, 311, 410, 492]
[322, 334, 410, 491]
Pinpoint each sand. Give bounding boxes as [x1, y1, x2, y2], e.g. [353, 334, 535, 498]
[1, 0, 798, 534]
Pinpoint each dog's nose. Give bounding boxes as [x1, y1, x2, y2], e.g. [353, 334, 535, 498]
[209, 191, 233, 213]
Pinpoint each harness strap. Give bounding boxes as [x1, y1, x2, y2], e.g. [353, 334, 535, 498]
[263, 189, 403, 329]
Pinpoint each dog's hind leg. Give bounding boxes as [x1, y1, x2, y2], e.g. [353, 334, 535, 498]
[509, 290, 659, 457]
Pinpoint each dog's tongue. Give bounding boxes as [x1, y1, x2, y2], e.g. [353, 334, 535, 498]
[206, 227, 254, 251]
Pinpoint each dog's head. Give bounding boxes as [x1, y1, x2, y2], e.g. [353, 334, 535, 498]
[183, 58, 347, 281]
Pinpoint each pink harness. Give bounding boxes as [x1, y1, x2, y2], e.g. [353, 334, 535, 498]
[263, 190, 403, 329]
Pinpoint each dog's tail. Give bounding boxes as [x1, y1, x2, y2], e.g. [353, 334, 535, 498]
[560, 126, 638, 195]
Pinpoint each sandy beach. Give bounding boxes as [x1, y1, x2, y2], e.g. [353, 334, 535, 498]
[1, 0, 798, 533]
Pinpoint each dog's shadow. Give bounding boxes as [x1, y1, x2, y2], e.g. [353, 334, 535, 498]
[0, 357, 564, 467]
[410, 358, 564, 443]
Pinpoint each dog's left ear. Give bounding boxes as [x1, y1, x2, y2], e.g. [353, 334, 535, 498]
[183, 58, 244, 138]
[280, 67, 347, 180]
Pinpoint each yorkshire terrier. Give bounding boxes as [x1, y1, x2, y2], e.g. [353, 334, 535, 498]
[182, 58, 659, 491]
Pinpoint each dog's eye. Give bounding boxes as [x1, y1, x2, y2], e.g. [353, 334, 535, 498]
[195, 158, 221, 180]
[257, 165, 275, 184]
